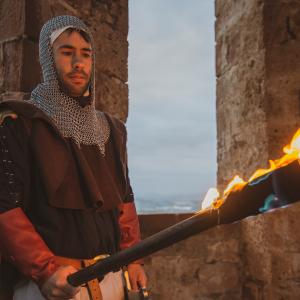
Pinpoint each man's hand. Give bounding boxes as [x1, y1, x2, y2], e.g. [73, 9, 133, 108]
[41, 265, 80, 300]
[127, 263, 147, 291]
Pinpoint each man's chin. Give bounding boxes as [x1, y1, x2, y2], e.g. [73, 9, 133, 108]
[64, 84, 89, 98]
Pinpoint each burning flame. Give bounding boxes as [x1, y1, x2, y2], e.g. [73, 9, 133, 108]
[202, 188, 219, 209]
[202, 128, 300, 209]
[249, 128, 300, 182]
[284, 128, 300, 155]
[223, 175, 246, 196]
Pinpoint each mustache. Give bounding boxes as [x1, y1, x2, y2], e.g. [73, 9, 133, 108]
[67, 70, 89, 79]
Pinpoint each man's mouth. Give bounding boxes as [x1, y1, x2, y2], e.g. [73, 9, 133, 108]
[70, 74, 85, 79]
[69, 74, 87, 85]
[69, 71, 87, 79]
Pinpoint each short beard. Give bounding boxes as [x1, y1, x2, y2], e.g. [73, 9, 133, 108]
[56, 69, 91, 98]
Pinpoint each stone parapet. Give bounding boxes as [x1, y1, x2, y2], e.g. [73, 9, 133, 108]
[139, 202, 300, 299]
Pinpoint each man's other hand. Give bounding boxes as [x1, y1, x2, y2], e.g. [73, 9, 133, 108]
[41, 265, 80, 300]
[127, 263, 147, 291]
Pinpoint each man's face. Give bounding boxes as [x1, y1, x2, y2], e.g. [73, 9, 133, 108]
[52, 30, 92, 97]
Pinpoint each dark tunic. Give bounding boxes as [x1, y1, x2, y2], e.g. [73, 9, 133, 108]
[0, 103, 134, 259]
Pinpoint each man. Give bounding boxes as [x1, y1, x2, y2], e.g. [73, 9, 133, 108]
[0, 15, 147, 300]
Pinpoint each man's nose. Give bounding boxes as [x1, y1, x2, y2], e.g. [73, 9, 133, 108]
[72, 55, 84, 69]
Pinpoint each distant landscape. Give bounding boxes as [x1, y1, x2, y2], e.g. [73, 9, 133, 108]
[135, 193, 206, 213]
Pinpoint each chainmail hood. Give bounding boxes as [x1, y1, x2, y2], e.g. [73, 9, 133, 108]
[30, 15, 110, 156]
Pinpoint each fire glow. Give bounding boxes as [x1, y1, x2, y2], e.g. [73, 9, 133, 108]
[201, 128, 300, 210]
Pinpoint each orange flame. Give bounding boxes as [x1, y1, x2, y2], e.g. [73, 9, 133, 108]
[223, 175, 247, 196]
[249, 128, 300, 182]
[202, 128, 300, 210]
[202, 188, 219, 209]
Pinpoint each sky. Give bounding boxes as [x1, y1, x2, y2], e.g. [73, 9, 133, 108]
[127, 1, 216, 212]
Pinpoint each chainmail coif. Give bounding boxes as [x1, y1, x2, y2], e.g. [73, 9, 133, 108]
[29, 15, 110, 156]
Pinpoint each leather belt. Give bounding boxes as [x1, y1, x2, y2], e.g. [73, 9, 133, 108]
[55, 254, 110, 300]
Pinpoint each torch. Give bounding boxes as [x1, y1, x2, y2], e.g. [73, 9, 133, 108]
[67, 160, 300, 287]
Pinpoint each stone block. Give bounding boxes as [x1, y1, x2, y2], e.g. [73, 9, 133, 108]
[114, 0, 128, 35]
[206, 238, 240, 264]
[215, 0, 263, 40]
[139, 213, 193, 237]
[216, 7, 264, 78]
[196, 262, 240, 294]
[0, 0, 25, 40]
[21, 38, 41, 92]
[94, 23, 128, 82]
[24, 0, 53, 40]
[216, 58, 268, 188]
[216, 7, 267, 188]
[49, 0, 79, 17]
[262, 3, 300, 158]
[0, 40, 22, 93]
[0, 0, 129, 121]
[263, 1, 300, 47]
[243, 281, 264, 300]
[0, 38, 40, 98]
[272, 253, 300, 281]
[0, 92, 30, 101]
[140, 203, 300, 299]
[65, 0, 92, 14]
[147, 255, 240, 299]
[95, 73, 128, 122]
[241, 216, 272, 282]
[216, 0, 300, 191]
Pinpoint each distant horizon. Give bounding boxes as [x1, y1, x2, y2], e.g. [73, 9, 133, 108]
[134, 192, 205, 213]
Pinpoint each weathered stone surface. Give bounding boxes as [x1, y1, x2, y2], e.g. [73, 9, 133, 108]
[21, 38, 41, 92]
[0, 38, 43, 97]
[139, 213, 193, 237]
[95, 73, 128, 122]
[215, 0, 300, 286]
[24, 0, 52, 40]
[216, 58, 268, 187]
[263, 2, 300, 158]
[94, 23, 128, 82]
[216, 0, 267, 190]
[216, 0, 300, 191]
[0, 92, 30, 101]
[140, 202, 300, 300]
[0, 0, 25, 41]
[0, 40, 23, 93]
[142, 217, 242, 299]
[146, 255, 240, 299]
[240, 202, 300, 299]
[206, 238, 240, 264]
[215, 0, 264, 78]
[0, 0, 129, 121]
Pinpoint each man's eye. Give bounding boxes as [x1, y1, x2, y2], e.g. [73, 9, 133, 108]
[62, 51, 72, 56]
[83, 53, 91, 58]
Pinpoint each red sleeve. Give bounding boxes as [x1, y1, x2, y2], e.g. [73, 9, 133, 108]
[117, 119, 143, 263]
[0, 208, 60, 286]
[118, 202, 143, 264]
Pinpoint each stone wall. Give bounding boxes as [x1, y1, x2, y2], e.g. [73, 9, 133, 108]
[216, 0, 300, 190]
[0, 0, 129, 121]
[140, 201, 300, 299]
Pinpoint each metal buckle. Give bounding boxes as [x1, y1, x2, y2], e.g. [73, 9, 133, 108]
[93, 254, 110, 262]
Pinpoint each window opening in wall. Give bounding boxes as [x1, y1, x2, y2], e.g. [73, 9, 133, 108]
[128, 0, 216, 213]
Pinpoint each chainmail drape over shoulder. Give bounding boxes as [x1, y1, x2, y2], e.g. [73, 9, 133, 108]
[29, 15, 110, 156]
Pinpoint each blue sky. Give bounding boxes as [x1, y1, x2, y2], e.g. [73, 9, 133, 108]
[127, 1, 216, 212]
